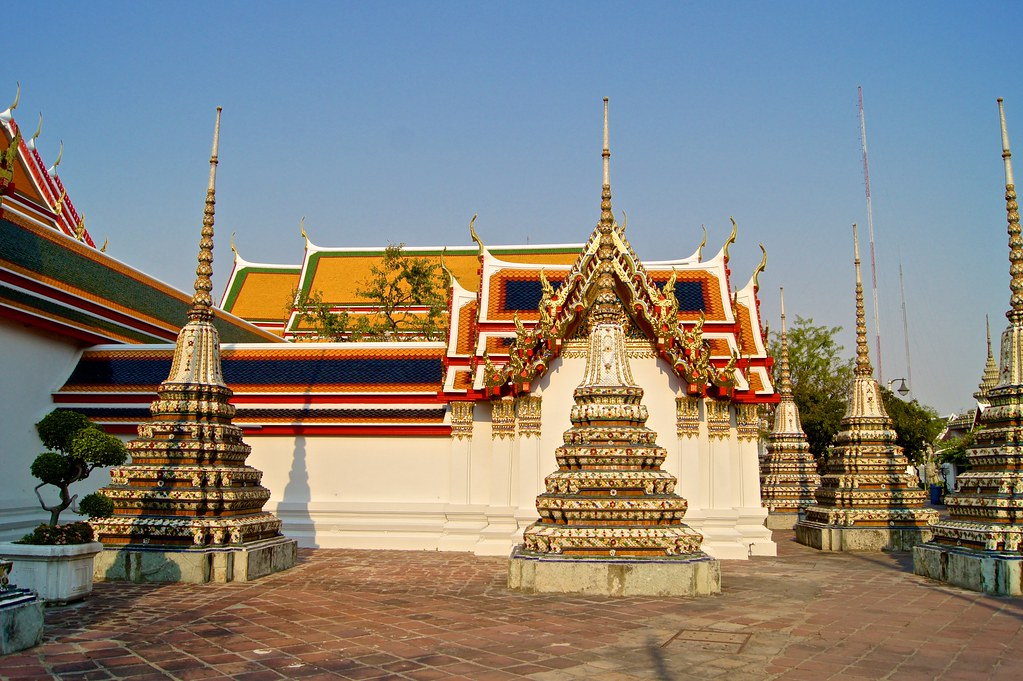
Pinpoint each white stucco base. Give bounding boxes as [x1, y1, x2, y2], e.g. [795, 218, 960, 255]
[507, 547, 721, 596]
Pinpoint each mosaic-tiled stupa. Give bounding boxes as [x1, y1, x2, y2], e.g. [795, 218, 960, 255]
[794, 225, 937, 551]
[91, 109, 296, 583]
[915, 99, 1023, 594]
[975, 316, 1000, 408]
[760, 287, 821, 529]
[507, 99, 719, 596]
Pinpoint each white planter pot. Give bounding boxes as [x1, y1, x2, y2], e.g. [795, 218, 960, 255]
[0, 541, 103, 603]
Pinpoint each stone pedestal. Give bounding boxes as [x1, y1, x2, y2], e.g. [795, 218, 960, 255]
[0, 541, 103, 603]
[0, 592, 43, 655]
[94, 536, 296, 584]
[914, 543, 1023, 596]
[795, 521, 931, 552]
[508, 546, 719, 597]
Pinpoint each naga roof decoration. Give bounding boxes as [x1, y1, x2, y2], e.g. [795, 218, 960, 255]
[478, 99, 746, 399]
[0, 85, 279, 346]
[0, 84, 91, 246]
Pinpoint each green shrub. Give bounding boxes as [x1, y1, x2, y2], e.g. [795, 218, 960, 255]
[29, 409, 128, 531]
[77, 492, 114, 519]
[19, 521, 95, 545]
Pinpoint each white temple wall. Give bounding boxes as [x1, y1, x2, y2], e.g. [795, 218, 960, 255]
[247, 435, 454, 550]
[0, 320, 100, 540]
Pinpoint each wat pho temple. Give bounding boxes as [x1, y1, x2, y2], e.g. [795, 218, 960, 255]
[3, 84, 1023, 596]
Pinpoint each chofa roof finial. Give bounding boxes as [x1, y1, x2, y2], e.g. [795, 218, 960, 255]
[1, 82, 19, 124]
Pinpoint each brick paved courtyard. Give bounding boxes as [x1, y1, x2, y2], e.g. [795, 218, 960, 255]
[3, 530, 1022, 680]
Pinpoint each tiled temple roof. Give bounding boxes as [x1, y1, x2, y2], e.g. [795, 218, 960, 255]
[55, 343, 449, 435]
[220, 238, 583, 336]
[0, 94, 280, 346]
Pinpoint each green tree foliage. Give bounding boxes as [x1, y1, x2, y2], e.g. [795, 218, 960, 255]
[290, 244, 449, 341]
[937, 430, 973, 467]
[290, 288, 352, 341]
[30, 409, 126, 528]
[355, 244, 448, 340]
[768, 316, 854, 460]
[880, 388, 944, 465]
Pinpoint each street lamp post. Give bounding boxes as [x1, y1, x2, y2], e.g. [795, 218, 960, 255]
[887, 377, 910, 397]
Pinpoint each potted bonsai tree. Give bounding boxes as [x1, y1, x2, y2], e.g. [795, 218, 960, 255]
[1, 409, 126, 603]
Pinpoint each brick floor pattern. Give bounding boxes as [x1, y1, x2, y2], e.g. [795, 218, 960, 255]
[4, 530, 1022, 680]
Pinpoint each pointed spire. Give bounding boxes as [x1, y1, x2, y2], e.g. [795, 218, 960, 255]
[189, 107, 221, 321]
[977, 314, 1000, 399]
[599, 97, 614, 234]
[851, 224, 873, 377]
[778, 287, 793, 398]
[998, 99, 1023, 319]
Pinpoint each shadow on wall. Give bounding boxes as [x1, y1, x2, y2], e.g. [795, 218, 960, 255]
[281, 435, 316, 548]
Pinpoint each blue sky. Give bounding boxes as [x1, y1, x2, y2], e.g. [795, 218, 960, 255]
[8, 2, 1019, 415]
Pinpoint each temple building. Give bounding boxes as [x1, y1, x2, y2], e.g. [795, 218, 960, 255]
[759, 288, 820, 529]
[914, 99, 1023, 594]
[2, 91, 779, 560]
[794, 225, 937, 551]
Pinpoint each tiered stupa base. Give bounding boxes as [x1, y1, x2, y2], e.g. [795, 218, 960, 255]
[914, 542, 1023, 595]
[796, 520, 933, 552]
[508, 547, 719, 596]
[94, 534, 297, 584]
[795, 506, 935, 551]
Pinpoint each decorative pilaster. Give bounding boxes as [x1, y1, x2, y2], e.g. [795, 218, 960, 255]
[735, 404, 759, 442]
[450, 401, 474, 440]
[676, 396, 700, 439]
[706, 400, 731, 440]
[516, 395, 542, 438]
[491, 398, 516, 439]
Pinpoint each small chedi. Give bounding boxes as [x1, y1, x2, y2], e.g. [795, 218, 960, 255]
[760, 287, 820, 529]
[794, 225, 937, 551]
[507, 99, 719, 596]
[914, 99, 1023, 594]
[91, 109, 296, 582]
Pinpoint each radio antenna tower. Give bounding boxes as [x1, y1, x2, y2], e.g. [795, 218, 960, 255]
[899, 258, 913, 395]
[858, 86, 884, 382]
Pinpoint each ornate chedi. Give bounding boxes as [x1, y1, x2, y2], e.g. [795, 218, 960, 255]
[795, 225, 936, 551]
[915, 99, 1023, 594]
[91, 109, 296, 583]
[760, 287, 820, 529]
[507, 99, 719, 596]
[975, 316, 1000, 407]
